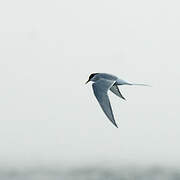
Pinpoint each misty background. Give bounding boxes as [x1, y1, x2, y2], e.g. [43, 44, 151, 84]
[0, 0, 180, 169]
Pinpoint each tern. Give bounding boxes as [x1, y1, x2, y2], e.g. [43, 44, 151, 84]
[86, 73, 149, 128]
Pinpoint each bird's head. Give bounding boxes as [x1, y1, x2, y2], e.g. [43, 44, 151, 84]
[85, 73, 98, 84]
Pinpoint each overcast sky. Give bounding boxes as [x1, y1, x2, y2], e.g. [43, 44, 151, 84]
[0, 0, 180, 167]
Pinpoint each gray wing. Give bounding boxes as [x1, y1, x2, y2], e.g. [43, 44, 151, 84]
[110, 85, 126, 100]
[92, 79, 118, 128]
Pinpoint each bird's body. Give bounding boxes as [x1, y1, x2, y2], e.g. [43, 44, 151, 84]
[86, 73, 148, 128]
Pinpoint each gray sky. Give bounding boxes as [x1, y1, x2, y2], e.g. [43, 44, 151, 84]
[0, 0, 180, 167]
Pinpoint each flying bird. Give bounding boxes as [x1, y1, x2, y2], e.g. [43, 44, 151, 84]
[86, 73, 149, 128]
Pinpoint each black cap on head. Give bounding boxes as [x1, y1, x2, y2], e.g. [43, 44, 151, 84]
[89, 73, 98, 80]
[85, 73, 98, 84]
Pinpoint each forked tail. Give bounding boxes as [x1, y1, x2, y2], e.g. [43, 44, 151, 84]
[130, 83, 150, 87]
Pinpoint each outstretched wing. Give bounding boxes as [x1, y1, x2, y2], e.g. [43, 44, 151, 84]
[110, 84, 126, 100]
[92, 79, 118, 128]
